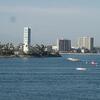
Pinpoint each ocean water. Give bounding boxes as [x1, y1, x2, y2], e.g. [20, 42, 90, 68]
[0, 54, 100, 100]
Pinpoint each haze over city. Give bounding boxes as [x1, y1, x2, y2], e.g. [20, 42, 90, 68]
[0, 0, 100, 46]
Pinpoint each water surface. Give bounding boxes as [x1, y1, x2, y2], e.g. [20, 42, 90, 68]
[0, 54, 100, 100]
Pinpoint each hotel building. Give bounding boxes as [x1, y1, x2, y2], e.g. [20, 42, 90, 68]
[77, 37, 94, 51]
[23, 27, 31, 54]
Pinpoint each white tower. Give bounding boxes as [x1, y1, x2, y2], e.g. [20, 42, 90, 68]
[23, 27, 31, 54]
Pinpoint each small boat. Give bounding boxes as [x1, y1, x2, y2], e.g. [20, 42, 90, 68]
[76, 67, 86, 71]
[67, 57, 80, 62]
[91, 61, 97, 65]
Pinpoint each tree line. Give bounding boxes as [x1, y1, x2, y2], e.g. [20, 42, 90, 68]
[0, 43, 60, 57]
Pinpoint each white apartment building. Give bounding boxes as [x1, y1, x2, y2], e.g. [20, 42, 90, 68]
[23, 27, 31, 54]
[77, 37, 94, 50]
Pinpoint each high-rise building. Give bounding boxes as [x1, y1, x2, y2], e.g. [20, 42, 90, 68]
[23, 27, 31, 53]
[57, 39, 71, 52]
[77, 37, 94, 50]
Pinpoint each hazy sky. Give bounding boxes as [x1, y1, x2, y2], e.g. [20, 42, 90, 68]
[0, 0, 100, 46]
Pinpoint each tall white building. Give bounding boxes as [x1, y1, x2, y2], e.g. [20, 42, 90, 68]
[23, 27, 31, 54]
[77, 37, 94, 50]
[57, 39, 71, 52]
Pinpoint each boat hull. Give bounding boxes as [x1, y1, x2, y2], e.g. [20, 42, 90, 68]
[67, 58, 80, 62]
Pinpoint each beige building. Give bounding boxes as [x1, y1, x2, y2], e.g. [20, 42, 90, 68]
[77, 37, 94, 50]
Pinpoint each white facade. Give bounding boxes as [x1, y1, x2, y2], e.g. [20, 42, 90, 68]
[52, 45, 58, 51]
[23, 27, 31, 54]
[77, 37, 94, 50]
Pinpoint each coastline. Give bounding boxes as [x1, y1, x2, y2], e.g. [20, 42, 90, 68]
[0, 54, 61, 58]
[0, 53, 99, 58]
[60, 53, 100, 55]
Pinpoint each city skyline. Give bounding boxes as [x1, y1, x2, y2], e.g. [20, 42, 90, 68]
[0, 0, 100, 46]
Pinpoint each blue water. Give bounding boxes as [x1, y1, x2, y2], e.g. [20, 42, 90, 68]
[0, 54, 100, 100]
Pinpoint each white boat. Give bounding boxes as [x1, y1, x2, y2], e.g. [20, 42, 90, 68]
[76, 67, 86, 71]
[91, 61, 97, 65]
[67, 58, 80, 62]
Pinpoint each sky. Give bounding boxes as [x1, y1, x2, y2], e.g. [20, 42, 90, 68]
[0, 0, 100, 46]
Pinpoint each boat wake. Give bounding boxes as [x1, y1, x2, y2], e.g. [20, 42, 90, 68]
[76, 67, 87, 71]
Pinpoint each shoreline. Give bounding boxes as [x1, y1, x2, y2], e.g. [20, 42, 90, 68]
[0, 54, 61, 58]
[0, 53, 99, 58]
[60, 53, 100, 55]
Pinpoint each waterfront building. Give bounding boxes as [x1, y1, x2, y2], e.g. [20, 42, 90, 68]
[23, 27, 31, 54]
[77, 37, 94, 51]
[52, 45, 58, 51]
[57, 39, 71, 52]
